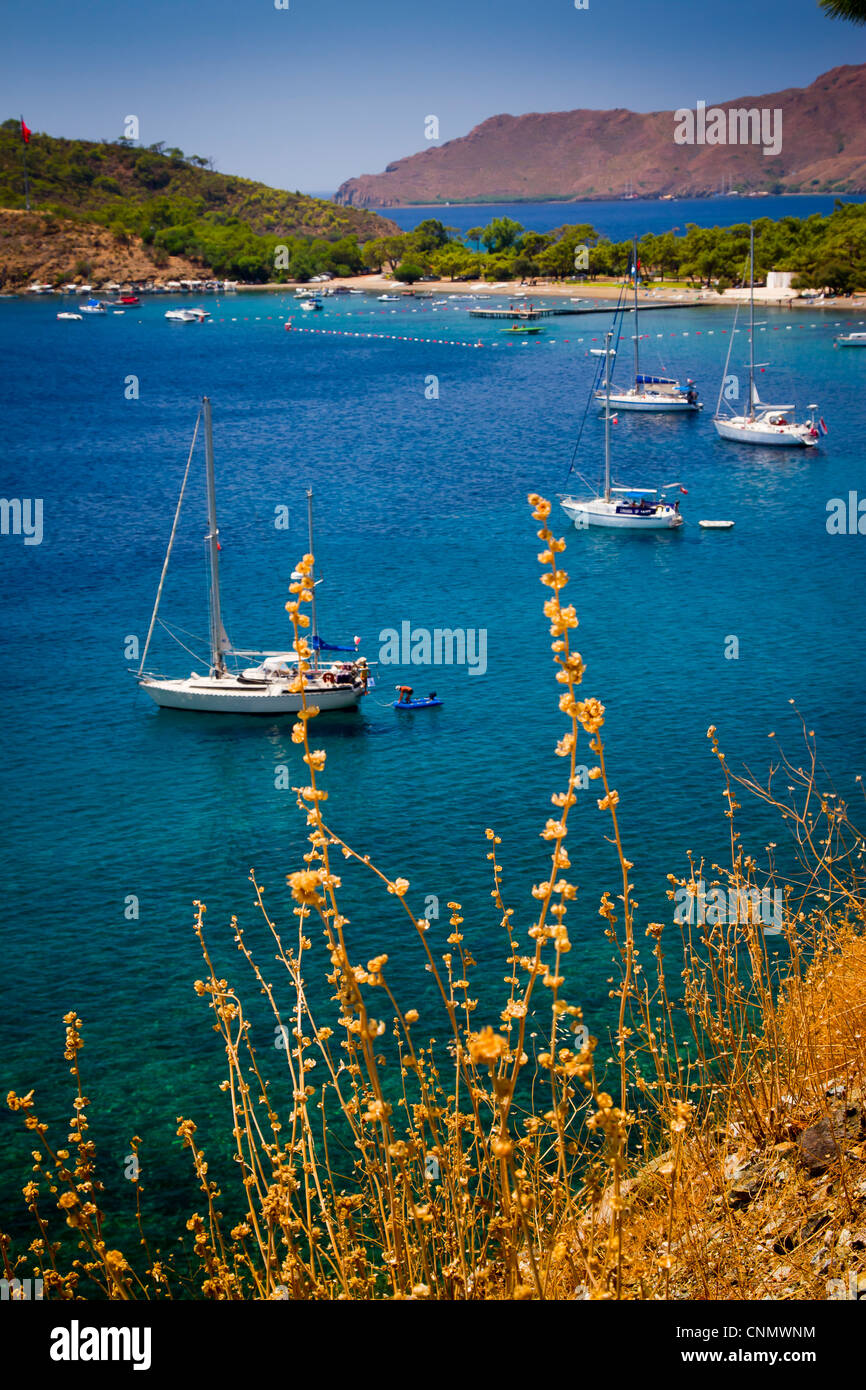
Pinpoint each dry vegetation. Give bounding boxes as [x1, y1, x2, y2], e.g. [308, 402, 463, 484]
[3, 496, 865, 1300]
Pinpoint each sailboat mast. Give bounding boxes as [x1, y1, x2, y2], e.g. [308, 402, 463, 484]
[306, 488, 319, 671]
[632, 234, 640, 388]
[202, 397, 226, 677]
[604, 328, 612, 502]
[748, 224, 755, 421]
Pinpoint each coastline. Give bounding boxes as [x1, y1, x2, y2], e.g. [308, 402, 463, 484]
[233, 272, 864, 310]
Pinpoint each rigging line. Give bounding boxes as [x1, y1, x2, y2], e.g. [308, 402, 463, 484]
[157, 617, 209, 647]
[155, 618, 210, 668]
[138, 408, 203, 676]
[714, 249, 749, 417]
[562, 284, 628, 490]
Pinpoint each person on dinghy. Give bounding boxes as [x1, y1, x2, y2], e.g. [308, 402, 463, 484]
[396, 685, 414, 704]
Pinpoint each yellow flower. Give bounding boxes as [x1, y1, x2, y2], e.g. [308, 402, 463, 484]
[467, 1027, 507, 1065]
[287, 869, 326, 905]
[540, 819, 566, 840]
[575, 698, 605, 733]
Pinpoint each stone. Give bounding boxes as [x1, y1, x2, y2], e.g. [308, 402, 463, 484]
[797, 1105, 862, 1175]
[728, 1160, 767, 1206]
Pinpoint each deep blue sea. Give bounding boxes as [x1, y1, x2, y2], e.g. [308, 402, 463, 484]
[377, 194, 866, 238]
[1, 285, 865, 1247]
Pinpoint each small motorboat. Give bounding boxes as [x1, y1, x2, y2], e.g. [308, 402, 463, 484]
[393, 686, 442, 710]
[835, 332, 866, 348]
[504, 323, 544, 335]
[165, 308, 209, 323]
[377, 294, 401, 302]
[107, 294, 141, 307]
[78, 299, 106, 314]
[57, 312, 82, 321]
[300, 298, 323, 312]
[699, 520, 735, 530]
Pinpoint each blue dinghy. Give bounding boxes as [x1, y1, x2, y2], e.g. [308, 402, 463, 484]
[393, 685, 442, 710]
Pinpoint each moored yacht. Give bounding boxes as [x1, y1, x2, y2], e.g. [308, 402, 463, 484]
[560, 330, 686, 531]
[595, 237, 701, 412]
[136, 400, 370, 714]
[713, 226, 823, 448]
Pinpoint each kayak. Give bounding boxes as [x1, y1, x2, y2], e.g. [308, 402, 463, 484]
[392, 697, 442, 710]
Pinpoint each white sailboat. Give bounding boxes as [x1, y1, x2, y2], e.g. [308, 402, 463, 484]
[560, 332, 685, 531]
[136, 399, 370, 714]
[595, 237, 701, 412]
[713, 225, 821, 448]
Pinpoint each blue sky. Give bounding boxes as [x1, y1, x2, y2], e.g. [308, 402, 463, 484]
[4, 0, 864, 192]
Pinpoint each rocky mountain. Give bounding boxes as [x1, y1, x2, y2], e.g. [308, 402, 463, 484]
[335, 65, 866, 207]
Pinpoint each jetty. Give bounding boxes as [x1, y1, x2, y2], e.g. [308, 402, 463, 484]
[469, 301, 698, 320]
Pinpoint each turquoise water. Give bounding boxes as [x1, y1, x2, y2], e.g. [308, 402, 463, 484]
[378, 194, 866, 238]
[1, 288, 865, 1244]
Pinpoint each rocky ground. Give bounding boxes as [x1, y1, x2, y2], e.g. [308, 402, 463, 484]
[0, 208, 210, 289]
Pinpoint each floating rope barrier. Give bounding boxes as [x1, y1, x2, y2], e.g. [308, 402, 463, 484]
[188, 311, 866, 351]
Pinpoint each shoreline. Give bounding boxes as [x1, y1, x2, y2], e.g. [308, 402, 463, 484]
[10, 270, 864, 312]
[233, 273, 864, 311]
[353, 192, 866, 211]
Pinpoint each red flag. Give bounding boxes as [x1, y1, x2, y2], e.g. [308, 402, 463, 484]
[21, 118, 31, 144]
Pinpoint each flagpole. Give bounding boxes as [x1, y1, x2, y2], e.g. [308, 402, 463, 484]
[20, 117, 31, 211]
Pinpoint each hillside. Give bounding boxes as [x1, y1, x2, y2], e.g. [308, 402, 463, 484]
[0, 122, 401, 287]
[335, 64, 866, 206]
[0, 208, 214, 290]
[0, 121, 396, 240]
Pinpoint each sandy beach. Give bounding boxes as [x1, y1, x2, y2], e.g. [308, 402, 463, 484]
[239, 272, 864, 311]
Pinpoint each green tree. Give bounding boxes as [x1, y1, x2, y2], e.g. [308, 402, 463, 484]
[792, 259, 856, 293]
[481, 217, 523, 253]
[430, 245, 478, 280]
[410, 219, 450, 253]
[393, 259, 424, 284]
[517, 231, 552, 258]
[381, 234, 409, 270]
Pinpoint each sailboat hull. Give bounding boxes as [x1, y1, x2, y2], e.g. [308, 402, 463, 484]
[713, 417, 817, 447]
[139, 675, 364, 713]
[560, 498, 684, 530]
[595, 391, 700, 412]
